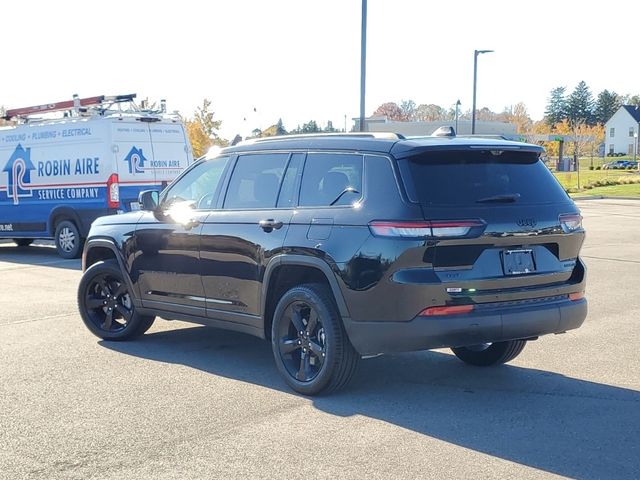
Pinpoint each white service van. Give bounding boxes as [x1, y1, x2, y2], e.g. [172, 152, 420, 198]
[0, 95, 193, 257]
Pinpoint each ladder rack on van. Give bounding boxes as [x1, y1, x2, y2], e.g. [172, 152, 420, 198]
[3, 93, 171, 123]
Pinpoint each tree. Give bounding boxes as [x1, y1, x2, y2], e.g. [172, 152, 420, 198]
[372, 102, 405, 121]
[544, 87, 567, 126]
[502, 102, 532, 133]
[276, 118, 287, 135]
[301, 120, 320, 133]
[184, 99, 228, 157]
[414, 103, 447, 122]
[622, 94, 640, 106]
[323, 120, 338, 132]
[566, 81, 595, 126]
[594, 90, 621, 124]
[400, 99, 417, 121]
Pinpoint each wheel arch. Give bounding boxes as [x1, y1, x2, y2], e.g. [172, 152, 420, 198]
[83, 238, 138, 304]
[48, 206, 83, 237]
[261, 255, 350, 340]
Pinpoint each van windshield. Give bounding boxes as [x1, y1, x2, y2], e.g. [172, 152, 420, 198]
[401, 150, 569, 206]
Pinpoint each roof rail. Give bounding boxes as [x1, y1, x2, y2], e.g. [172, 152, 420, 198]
[240, 131, 405, 145]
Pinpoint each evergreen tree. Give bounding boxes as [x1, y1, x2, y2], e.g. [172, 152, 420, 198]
[566, 81, 595, 126]
[301, 120, 320, 133]
[594, 90, 621, 124]
[544, 87, 567, 126]
[276, 118, 287, 135]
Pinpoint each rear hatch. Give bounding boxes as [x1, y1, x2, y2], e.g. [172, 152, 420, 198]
[396, 146, 585, 307]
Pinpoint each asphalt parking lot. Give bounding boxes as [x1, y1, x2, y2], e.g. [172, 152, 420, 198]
[1, 199, 639, 480]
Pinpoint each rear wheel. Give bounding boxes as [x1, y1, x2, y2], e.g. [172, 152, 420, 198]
[451, 340, 527, 366]
[271, 284, 359, 395]
[78, 260, 155, 340]
[54, 220, 83, 259]
[13, 238, 33, 247]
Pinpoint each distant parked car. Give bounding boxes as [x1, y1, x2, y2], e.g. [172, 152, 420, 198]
[603, 160, 629, 169]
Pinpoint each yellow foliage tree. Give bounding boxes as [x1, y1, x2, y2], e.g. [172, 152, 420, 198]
[184, 99, 228, 158]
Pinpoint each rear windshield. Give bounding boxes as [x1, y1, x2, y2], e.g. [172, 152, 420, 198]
[401, 150, 569, 206]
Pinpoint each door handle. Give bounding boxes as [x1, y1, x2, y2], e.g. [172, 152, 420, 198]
[259, 219, 283, 232]
[184, 218, 201, 230]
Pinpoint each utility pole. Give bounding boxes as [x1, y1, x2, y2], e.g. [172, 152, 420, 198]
[359, 0, 367, 132]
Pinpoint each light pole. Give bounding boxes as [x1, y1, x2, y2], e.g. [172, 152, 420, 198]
[455, 100, 461, 134]
[471, 49, 494, 134]
[359, 0, 367, 132]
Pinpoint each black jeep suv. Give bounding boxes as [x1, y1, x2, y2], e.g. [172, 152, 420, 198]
[78, 133, 587, 395]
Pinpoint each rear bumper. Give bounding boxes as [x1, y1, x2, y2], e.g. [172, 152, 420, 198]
[344, 298, 587, 356]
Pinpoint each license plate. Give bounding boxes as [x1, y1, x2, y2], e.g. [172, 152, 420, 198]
[502, 249, 535, 275]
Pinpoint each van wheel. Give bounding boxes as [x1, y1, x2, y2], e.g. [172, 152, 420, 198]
[54, 220, 83, 259]
[78, 260, 155, 340]
[451, 340, 527, 366]
[271, 284, 359, 395]
[14, 239, 34, 247]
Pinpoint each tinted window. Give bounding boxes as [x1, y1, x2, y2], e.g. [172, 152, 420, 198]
[224, 153, 288, 209]
[403, 150, 568, 206]
[277, 153, 304, 208]
[162, 156, 229, 209]
[299, 153, 363, 207]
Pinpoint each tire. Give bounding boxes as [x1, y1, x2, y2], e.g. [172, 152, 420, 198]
[54, 220, 83, 259]
[78, 260, 155, 341]
[13, 238, 33, 247]
[271, 283, 360, 395]
[451, 340, 527, 367]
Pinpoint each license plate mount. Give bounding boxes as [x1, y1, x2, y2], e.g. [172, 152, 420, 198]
[502, 249, 535, 275]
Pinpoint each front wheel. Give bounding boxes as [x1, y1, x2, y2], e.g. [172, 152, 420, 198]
[271, 284, 359, 395]
[55, 220, 83, 259]
[451, 340, 527, 366]
[78, 260, 155, 341]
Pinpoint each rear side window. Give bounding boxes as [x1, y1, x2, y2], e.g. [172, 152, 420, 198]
[402, 150, 568, 206]
[224, 153, 288, 209]
[299, 153, 363, 207]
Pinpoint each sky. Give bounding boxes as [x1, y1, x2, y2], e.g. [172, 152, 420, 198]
[2, 0, 639, 138]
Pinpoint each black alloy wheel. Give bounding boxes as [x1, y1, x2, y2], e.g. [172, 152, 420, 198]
[78, 260, 154, 340]
[277, 300, 327, 382]
[272, 284, 359, 395]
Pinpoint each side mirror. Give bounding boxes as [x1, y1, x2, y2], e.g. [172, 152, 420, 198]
[139, 190, 160, 211]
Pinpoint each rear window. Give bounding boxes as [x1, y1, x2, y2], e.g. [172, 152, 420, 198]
[401, 150, 568, 206]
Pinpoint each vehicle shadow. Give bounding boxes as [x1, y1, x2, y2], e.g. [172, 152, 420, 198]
[102, 325, 640, 479]
[0, 244, 81, 270]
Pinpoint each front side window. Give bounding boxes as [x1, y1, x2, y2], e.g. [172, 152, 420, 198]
[162, 156, 229, 210]
[224, 153, 289, 209]
[299, 153, 363, 207]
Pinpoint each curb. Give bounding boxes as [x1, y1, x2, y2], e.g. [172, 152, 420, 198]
[572, 196, 640, 201]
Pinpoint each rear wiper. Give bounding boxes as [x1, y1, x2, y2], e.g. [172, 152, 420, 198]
[476, 193, 521, 203]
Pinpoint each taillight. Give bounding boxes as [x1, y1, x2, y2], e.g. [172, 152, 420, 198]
[369, 220, 484, 238]
[559, 213, 582, 233]
[429, 220, 484, 238]
[569, 292, 585, 301]
[107, 173, 120, 209]
[420, 305, 474, 316]
[368, 221, 432, 237]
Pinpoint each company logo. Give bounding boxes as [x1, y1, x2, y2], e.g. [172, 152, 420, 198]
[124, 146, 147, 174]
[516, 218, 537, 228]
[2, 144, 35, 205]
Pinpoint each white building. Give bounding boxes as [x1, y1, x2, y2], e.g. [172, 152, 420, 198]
[353, 116, 517, 137]
[604, 105, 640, 156]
